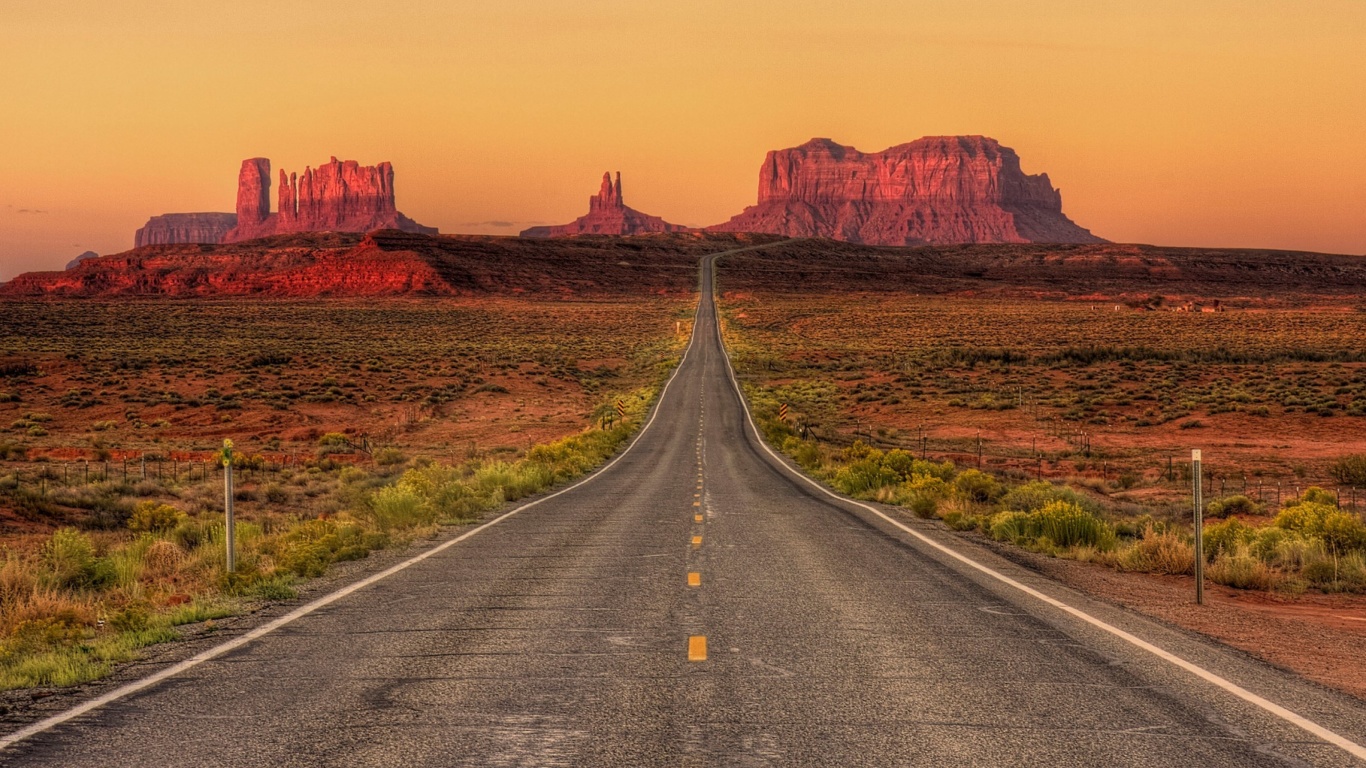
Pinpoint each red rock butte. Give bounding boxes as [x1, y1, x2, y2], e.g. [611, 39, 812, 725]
[520, 172, 690, 237]
[709, 136, 1104, 246]
[132, 157, 436, 247]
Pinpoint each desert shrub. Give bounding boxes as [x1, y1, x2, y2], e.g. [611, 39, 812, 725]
[832, 456, 900, 497]
[1206, 495, 1262, 518]
[954, 469, 1002, 504]
[1120, 524, 1194, 575]
[248, 353, 291, 367]
[40, 529, 115, 591]
[1329, 454, 1366, 487]
[782, 437, 823, 471]
[986, 501, 1114, 551]
[1208, 545, 1280, 590]
[374, 447, 405, 466]
[369, 484, 438, 532]
[140, 540, 186, 579]
[471, 461, 553, 504]
[109, 602, 151, 633]
[126, 501, 183, 533]
[1033, 500, 1115, 550]
[1274, 498, 1337, 537]
[270, 520, 380, 578]
[316, 433, 353, 456]
[1000, 481, 1101, 515]
[904, 474, 949, 518]
[263, 484, 289, 504]
[989, 511, 1032, 544]
[879, 450, 954, 482]
[0, 610, 88, 659]
[1203, 518, 1258, 558]
[1322, 511, 1366, 553]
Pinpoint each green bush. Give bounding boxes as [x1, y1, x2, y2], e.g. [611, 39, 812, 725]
[832, 457, 900, 496]
[1208, 546, 1280, 590]
[1033, 500, 1115, 550]
[1329, 454, 1366, 487]
[1322, 511, 1366, 553]
[1206, 494, 1262, 518]
[1119, 524, 1194, 575]
[369, 484, 438, 532]
[1000, 481, 1100, 515]
[41, 528, 108, 590]
[126, 501, 183, 533]
[987, 501, 1115, 551]
[1203, 518, 1258, 558]
[954, 469, 1001, 504]
[374, 447, 406, 466]
[1274, 499, 1336, 537]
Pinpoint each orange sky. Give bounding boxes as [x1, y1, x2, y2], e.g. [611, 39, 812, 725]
[1, 0, 1363, 280]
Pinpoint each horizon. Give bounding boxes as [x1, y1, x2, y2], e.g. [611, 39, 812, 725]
[2, 0, 1364, 280]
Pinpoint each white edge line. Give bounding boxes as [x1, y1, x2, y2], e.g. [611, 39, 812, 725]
[0, 264, 713, 751]
[707, 255, 1366, 763]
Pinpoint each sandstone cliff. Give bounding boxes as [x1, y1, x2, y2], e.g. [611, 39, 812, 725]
[521, 172, 690, 237]
[710, 136, 1104, 245]
[134, 213, 238, 248]
[224, 157, 437, 243]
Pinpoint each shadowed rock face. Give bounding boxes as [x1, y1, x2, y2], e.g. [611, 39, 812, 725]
[224, 157, 436, 242]
[64, 251, 100, 270]
[521, 172, 691, 237]
[710, 136, 1104, 245]
[134, 213, 238, 248]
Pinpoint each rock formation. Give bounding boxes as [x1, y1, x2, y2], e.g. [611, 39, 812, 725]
[130, 157, 436, 247]
[65, 251, 100, 270]
[134, 213, 238, 248]
[710, 136, 1104, 245]
[521, 172, 690, 237]
[224, 157, 437, 243]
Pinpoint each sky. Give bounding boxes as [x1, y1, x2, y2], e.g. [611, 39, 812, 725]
[1, 0, 1363, 280]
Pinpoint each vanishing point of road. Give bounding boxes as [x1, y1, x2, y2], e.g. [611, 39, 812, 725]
[3, 248, 1366, 767]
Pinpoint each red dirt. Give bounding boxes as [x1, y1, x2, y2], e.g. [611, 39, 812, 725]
[981, 537, 1366, 700]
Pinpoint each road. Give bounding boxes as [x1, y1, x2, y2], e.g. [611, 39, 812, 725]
[3, 249, 1366, 766]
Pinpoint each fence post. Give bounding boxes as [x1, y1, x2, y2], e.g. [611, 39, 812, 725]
[222, 440, 236, 574]
[1193, 449, 1205, 606]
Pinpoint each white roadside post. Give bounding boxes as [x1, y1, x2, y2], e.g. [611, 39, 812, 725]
[223, 439, 236, 573]
[1192, 449, 1204, 605]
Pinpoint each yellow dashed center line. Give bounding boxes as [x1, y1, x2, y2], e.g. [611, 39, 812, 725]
[688, 572, 701, 587]
[688, 635, 707, 662]
[692, 535, 703, 547]
[693, 501, 701, 507]
[694, 513, 703, 523]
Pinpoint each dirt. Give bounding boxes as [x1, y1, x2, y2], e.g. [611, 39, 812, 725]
[969, 531, 1366, 700]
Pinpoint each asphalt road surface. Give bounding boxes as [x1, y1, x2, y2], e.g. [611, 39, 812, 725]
[3, 249, 1366, 766]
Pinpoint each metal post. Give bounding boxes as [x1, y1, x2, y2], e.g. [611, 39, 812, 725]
[1193, 449, 1205, 606]
[223, 439, 236, 574]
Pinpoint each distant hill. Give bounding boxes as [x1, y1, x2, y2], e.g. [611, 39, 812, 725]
[1, 231, 768, 298]
[5, 234, 1363, 303]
